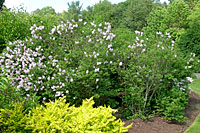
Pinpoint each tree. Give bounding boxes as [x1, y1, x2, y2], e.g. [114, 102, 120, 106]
[0, 0, 5, 10]
[109, 1, 129, 28]
[32, 6, 56, 15]
[143, 6, 167, 35]
[40, 6, 56, 15]
[144, 0, 191, 40]
[123, 0, 154, 31]
[177, 3, 200, 56]
[66, 1, 82, 21]
[163, 0, 190, 39]
[82, 6, 94, 21]
[82, 0, 113, 23]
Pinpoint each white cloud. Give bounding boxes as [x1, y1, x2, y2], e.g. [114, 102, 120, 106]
[4, 0, 25, 8]
[4, 0, 169, 13]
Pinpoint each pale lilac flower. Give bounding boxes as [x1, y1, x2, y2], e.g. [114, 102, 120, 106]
[119, 62, 122, 66]
[108, 44, 112, 48]
[16, 70, 21, 74]
[97, 62, 101, 65]
[62, 70, 66, 73]
[186, 77, 193, 83]
[88, 38, 92, 42]
[43, 97, 46, 101]
[92, 29, 95, 34]
[142, 49, 146, 53]
[55, 91, 61, 97]
[109, 48, 113, 52]
[95, 68, 99, 72]
[24, 69, 30, 73]
[104, 61, 108, 64]
[86, 70, 89, 74]
[62, 83, 65, 87]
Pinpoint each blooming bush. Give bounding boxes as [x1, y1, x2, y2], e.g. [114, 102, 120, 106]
[0, 19, 195, 121]
[111, 31, 194, 121]
[0, 20, 119, 106]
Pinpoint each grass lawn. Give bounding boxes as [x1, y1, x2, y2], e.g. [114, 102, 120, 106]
[185, 78, 200, 133]
[189, 78, 200, 95]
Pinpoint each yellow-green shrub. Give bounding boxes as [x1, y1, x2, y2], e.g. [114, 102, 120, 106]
[0, 102, 27, 132]
[24, 97, 132, 132]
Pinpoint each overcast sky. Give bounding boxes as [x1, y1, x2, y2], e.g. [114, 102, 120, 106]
[4, 0, 169, 13]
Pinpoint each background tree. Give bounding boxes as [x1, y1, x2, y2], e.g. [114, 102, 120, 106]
[123, 0, 154, 31]
[82, 0, 113, 23]
[163, 0, 190, 39]
[32, 6, 56, 15]
[0, 0, 5, 10]
[177, 3, 200, 56]
[143, 6, 167, 36]
[109, 1, 129, 28]
[144, 0, 190, 40]
[65, 1, 82, 21]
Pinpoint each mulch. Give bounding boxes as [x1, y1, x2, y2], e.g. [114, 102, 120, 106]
[124, 91, 200, 133]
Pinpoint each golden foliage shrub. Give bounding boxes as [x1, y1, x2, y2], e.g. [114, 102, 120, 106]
[0, 102, 27, 132]
[24, 97, 132, 132]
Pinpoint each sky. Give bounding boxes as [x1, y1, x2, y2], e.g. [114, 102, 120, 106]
[4, 0, 169, 13]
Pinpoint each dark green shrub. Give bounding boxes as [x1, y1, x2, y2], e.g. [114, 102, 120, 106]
[154, 87, 189, 122]
[177, 3, 200, 57]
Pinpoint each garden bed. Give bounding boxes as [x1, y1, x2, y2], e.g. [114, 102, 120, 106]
[125, 91, 200, 133]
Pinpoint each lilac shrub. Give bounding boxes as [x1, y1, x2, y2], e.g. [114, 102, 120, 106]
[111, 30, 195, 121]
[0, 20, 196, 121]
[0, 20, 120, 106]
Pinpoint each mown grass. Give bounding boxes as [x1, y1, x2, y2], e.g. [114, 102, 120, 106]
[189, 78, 200, 95]
[185, 78, 200, 133]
